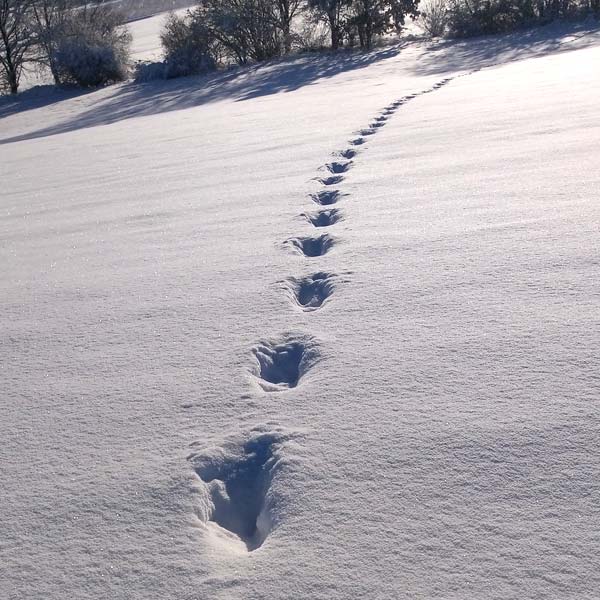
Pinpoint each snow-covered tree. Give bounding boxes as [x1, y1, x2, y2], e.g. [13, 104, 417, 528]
[51, 3, 131, 87]
[30, 0, 71, 85]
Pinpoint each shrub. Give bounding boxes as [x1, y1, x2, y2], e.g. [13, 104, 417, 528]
[419, 0, 448, 36]
[198, 0, 284, 64]
[444, 0, 587, 37]
[52, 6, 131, 87]
[446, 0, 520, 36]
[294, 20, 330, 51]
[133, 60, 167, 82]
[54, 39, 129, 86]
[160, 10, 218, 78]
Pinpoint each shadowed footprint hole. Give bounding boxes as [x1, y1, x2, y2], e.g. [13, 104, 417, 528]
[310, 189, 345, 205]
[190, 429, 289, 551]
[252, 335, 318, 390]
[325, 161, 352, 174]
[337, 149, 356, 159]
[303, 208, 343, 228]
[284, 272, 336, 311]
[316, 175, 344, 186]
[285, 234, 335, 257]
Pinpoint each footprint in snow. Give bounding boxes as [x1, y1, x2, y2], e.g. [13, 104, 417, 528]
[303, 208, 343, 228]
[324, 161, 352, 174]
[310, 189, 346, 206]
[284, 272, 336, 312]
[350, 137, 366, 146]
[251, 335, 318, 390]
[316, 175, 344, 186]
[337, 149, 356, 159]
[189, 428, 291, 551]
[285, 234, 335, 257]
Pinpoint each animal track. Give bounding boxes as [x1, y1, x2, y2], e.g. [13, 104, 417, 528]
[358, 128, 377, 136]
[350, 137, 366, 146]
[286, 234, 335, 257]
[304, 208, 343, 228]
[252, 335, 317, 390]
[317, 175, 344, 186]
[310, 189, 345, 205]
[285, 272, 336, 311]
[338, 149, 356, 159]
[190, 429, 288, 551]
[325, 161, 352, 174]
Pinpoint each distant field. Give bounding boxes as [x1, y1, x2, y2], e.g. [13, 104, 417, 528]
[111, 0, 195, 21]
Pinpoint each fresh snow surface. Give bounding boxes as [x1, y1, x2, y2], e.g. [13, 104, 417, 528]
[1, 22, 600, 600]
[128, 7, 189, 63]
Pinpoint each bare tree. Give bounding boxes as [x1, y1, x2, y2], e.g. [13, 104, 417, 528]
[307, 0, 352, 49]
[198, 0, 283, 64]
[0, 0, 34, 94]
[350, 0, 391, 48]
[418, 0, 447, 37]
[388, 0, 421, 32]
[275, 0, 303, 52]
[30, 0, 71, 85]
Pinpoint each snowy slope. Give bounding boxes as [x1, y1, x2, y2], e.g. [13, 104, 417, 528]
[1, 22, 600, 600]
[128, 7, 190, 62]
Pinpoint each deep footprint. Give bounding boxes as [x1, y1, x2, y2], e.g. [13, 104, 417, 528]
[286, 234, 335, 257]
[252, 336, 317, 390]
[286, 272, 335, 311]
[190, 430, 285, 551]
[350, 137, 366, 146]
[325, 161, 352, 174]
[338, 149, 356, 159]
[310, 189, 345, 205]
[304, 208, 343, 228]
[317, 175, 344, 186]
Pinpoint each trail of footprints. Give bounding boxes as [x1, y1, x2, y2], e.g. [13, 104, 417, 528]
[191, 74, 463, 552]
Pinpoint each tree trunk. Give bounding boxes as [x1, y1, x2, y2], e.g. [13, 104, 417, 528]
[365, 15, 373, 49]
[328, 11, 339, 50]
[282, 21, 291, 53]
[279, 0, 292, 53]
[8, 69, 18, 93]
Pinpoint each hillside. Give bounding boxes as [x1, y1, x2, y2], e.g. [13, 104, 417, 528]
[1, 20, 600, 600]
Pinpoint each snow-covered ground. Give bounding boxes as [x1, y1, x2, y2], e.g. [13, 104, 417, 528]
[128, 7, 190, 62]
[1, 19, 600, 600]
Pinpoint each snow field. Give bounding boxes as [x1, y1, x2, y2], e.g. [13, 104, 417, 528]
[1, 20, 600, 600]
